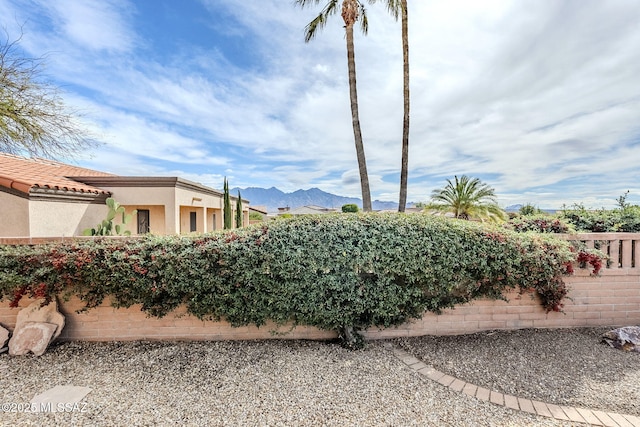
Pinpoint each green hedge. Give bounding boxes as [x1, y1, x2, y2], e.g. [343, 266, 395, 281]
[0, 214, 576, 347]
[559, 205, 640, 232]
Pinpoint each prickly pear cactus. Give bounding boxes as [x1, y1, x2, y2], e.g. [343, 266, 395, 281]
[83, 198, 137, 236]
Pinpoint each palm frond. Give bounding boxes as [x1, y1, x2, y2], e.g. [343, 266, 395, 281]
[295, 0, 326, 7]
[428, 175, 505, 222]
[358, 2, 369, 35]
[299, 0, 340, 42]
[380, 0, 402, 19]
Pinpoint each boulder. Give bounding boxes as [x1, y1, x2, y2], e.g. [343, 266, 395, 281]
[0, 325, 9, 351]
[7, 299, 66, 357]
[15, 298, 65, 341]
[8, 322, 58, 356]
[602, 326, 640, 352]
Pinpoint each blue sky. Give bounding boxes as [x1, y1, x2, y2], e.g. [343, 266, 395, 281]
[2, 0, 639, 208]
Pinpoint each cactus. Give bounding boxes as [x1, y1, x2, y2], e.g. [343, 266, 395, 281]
[83, 198, 137, 236]
[223, 178, 232, 230]
[235, 191, 243, 228]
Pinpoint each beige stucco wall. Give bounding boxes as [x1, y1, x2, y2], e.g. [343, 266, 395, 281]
[175, 187, 223, 210]
[2, 177, 251, 238]
[201, 208, 250, 230]
[29, 200, 107, 237]
[0, 191, 29, 237]
[0, 189, 107, 237]
[179, 206, 205, 234]
[117, 205, 166, 235]
[58, 181, 249, 236]
[104, 185, 242, 235]
[99, 186, 178, 234]
[206, 208, 222, 231]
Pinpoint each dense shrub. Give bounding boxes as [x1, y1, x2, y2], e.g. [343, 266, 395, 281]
[559, 205, 640, 232]
[249, 211, 264, 221]
[506, 214, 573, 234]
[518, 204, 543, 216]
[0, 214, 579, 347]
[341, 204, 359, 213]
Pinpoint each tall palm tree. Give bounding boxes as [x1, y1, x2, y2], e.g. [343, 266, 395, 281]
[381, 0, 410, 213]
[425, 175, 507, 222]
[295, 0, 373, 212]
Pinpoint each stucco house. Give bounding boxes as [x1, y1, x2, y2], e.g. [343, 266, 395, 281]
[0, 153, 249, 237]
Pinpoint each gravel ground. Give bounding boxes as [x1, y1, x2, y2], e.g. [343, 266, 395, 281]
[396, 327, 640, 417]
[0, 338, 577, 427]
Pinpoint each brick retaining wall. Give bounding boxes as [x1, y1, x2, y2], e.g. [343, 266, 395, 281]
[1, 233, 639, 341]
[1, 269, 638, 342]
[366, 269, 640, 338]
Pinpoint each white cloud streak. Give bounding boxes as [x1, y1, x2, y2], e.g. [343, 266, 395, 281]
[1, 0, 639, 207]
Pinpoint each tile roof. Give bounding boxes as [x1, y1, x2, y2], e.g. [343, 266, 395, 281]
[0, 153, 114, 195]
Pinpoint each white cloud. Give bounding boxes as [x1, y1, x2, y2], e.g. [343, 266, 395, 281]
[2, 0, 639, 208]
[37, 0, 136, 52]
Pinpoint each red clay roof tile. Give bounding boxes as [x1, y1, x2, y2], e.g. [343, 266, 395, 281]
[0, 153, 113, 195]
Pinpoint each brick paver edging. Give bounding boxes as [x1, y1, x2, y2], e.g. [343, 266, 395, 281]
[392, 346, 640, 427]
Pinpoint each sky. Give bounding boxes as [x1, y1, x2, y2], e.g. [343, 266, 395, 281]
[1, 0, 639, 209]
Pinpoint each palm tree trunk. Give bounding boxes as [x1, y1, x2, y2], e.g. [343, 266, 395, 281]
[344, 23, 372, 212]
[398, 0, 410, 212]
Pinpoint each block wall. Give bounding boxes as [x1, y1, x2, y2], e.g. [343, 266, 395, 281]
[1, 269, 638, 342]
[1, 233, 639, 341]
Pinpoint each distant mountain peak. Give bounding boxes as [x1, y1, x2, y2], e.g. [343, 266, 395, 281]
[231, 187, 400, 213]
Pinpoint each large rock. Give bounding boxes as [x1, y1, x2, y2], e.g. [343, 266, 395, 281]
[0, 325, 9, 350]
[15, 298, 65, 341]
[7, 299, 66, 357]
[8, 322, 58, 356]
[602, 326, 640, 352]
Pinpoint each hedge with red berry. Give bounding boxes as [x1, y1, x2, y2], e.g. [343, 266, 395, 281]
[0, 214, 600, 347]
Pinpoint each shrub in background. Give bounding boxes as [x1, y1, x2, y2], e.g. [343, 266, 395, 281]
[341, 204, 359, 213]
[559, 204, 640, 232]
[518, 203, 543, 216]
[506, 214, 573, 234]
[249, 211, 264, 221]
[1, 214, 582, 348]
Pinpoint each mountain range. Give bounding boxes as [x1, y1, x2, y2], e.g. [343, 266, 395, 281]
[229, 188, 553, 214]
[231, 187, 401, 213]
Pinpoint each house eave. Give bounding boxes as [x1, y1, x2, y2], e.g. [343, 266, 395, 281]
[73, 176, 250, 203]
[0, 186, 110, 203]
[29, 188, 110, 203]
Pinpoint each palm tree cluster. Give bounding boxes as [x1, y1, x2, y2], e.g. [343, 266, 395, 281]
[295, 3, 506, 220]
[425, 175, 507, 222]
[295, 0, 409, 212]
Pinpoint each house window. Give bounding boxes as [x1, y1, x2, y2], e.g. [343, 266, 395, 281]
[212, 213, 216, 230]
[137, 210, 150, 234]
[190, 212, 197, 232]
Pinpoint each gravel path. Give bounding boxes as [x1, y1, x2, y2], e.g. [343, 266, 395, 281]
[0, 338, 577, 427]
[395, 327, 640, 417]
